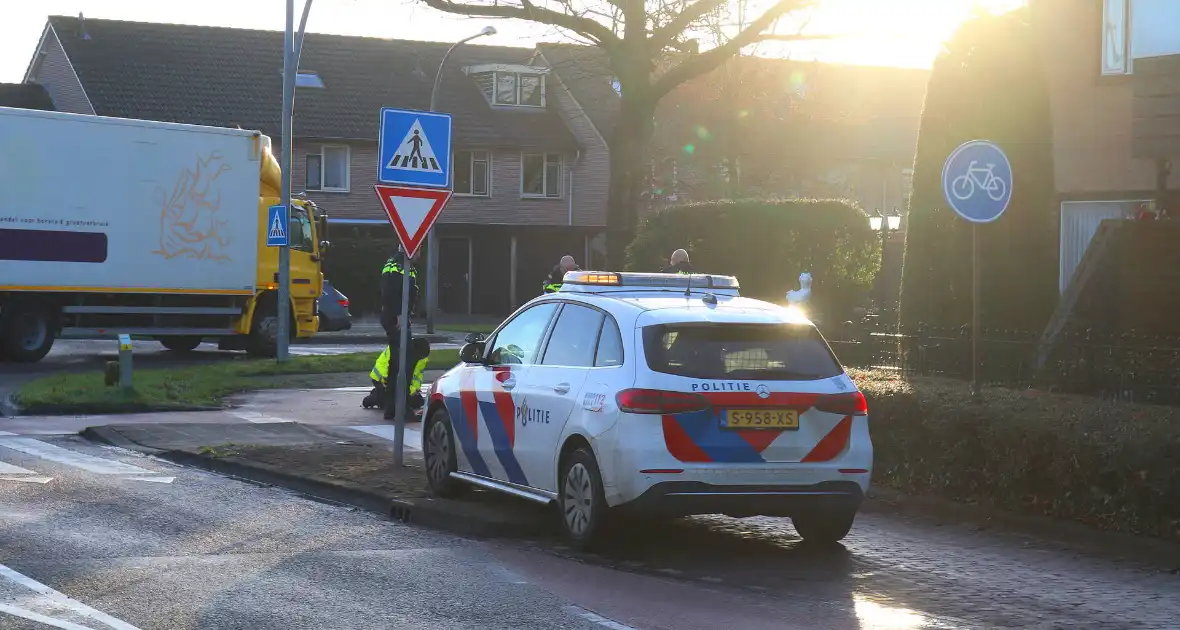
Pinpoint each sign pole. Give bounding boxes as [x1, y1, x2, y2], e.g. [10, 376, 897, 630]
[971, 224, 981, 400]
[276, 0, 295, 362]
[375, 107, 454, 465]
[940, 139, 1013, 402]
[393, 268, 411, 466]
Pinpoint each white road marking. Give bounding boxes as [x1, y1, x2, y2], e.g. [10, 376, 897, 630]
[326, 386, 372, 392]
[349, 425, 422, 450]
[227, 410, 292, 424]
[0, 475, 53, 484]
[0, 603, 100, 630]
[563, 606, 640, 630]
[123, 476, 175, 484]
[0, 563, 145, 630]
[0, 438, 151, 475]
[0, 461, 36, 475]
[0, 431, 15, 436]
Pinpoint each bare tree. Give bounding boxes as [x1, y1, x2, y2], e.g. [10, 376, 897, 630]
[419, 0, 819, 265]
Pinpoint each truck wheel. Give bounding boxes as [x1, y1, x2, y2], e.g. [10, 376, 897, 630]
[246, 309, 279, 358]
[159, 336, 203, 352]
[0, 303, 55, 363]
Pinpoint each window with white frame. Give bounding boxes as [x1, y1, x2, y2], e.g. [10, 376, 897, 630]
[483, 71, 545, 107]
[1102, 0, 1131, 75]
[305, 145, 350, 192]
[453, 150, 490, 196]
[521, 153, 562, 198]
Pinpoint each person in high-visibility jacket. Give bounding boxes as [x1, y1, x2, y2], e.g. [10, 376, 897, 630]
[543, 255, 580, 293]
[380, 246, 419, 419]
[661, 249, 693, 274]
[362, 336, 431, 413]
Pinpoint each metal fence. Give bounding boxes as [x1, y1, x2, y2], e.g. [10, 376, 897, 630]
[823, 319, 1180, 406]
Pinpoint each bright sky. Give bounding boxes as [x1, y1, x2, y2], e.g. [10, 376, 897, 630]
[0, 0, 1025, 83]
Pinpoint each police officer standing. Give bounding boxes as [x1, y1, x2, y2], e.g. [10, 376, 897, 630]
[380, 245, 419, 420]
[661, 249, 693, 274]
[543, 255, 580, 293]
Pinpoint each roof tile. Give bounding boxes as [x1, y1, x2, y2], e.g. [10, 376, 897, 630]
[48, 15, 577, 149]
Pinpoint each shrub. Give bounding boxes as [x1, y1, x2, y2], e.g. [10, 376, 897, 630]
[853, 368, 1180, 541]
[624, 198, 879, 321]
[899, 6, 1057, 331]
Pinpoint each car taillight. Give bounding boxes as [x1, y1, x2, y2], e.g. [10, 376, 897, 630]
[814, 392, 868, 416]
[338, 298, 349, 308]
[616, 389, 709, 415]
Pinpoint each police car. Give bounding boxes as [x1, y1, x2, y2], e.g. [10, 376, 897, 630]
[423, 271, 871, 548]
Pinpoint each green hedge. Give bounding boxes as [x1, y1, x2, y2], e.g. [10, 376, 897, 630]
[855, 368, 1180, 540]
[899, 6, 1057, 331]
[624, 198, 878, 321]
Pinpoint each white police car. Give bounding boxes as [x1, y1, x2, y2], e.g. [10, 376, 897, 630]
[423, 271, 871, 548]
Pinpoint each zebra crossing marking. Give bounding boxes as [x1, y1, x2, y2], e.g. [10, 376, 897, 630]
[0, 437, 151, 475]
[0, 436, 170, 483]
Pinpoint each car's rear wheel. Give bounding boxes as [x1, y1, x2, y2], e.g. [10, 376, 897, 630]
[423, 407, 464, 498]
[558, 447, 608, 550]
[792, 508, 857, 545]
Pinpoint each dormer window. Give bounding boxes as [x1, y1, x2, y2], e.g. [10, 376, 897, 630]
[466, 64, 547, 108]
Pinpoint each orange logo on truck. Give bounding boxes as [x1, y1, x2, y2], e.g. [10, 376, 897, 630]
[152, 152, 233, 261]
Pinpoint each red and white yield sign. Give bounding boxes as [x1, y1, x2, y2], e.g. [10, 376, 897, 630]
[373, 185, 452, 258]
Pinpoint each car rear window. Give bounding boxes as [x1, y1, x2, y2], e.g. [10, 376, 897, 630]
[641, 323, 843, 381]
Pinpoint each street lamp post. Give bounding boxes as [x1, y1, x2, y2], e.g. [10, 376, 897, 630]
[276, 0, 314, 362]
[424, 26, 496, 334]
[869, 208, 902, 317]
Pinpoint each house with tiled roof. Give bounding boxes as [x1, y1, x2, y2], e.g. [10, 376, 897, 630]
[22, 15, 609, 315]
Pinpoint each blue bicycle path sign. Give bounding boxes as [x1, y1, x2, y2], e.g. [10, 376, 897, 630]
[941, 140, 1013, 224]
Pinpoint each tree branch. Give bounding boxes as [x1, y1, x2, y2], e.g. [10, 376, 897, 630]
[650, 0, 728, 51]
[651, 0, 810, 99]
[418, 0, 621, 50]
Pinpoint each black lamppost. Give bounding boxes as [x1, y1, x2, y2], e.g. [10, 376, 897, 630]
[868, 208, 902, 315]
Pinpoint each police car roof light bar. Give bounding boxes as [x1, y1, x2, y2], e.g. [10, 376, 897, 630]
[562, 271, 740, 292]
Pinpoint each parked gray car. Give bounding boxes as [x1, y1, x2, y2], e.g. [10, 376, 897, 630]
[318, 279, 352, 332]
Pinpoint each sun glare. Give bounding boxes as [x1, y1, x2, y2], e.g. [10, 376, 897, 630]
[774, 0, 1028, 68]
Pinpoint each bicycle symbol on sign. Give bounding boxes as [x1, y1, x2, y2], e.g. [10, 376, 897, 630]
[950, 160, 1007, 202]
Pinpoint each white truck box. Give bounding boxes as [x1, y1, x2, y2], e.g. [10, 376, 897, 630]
[0, 107, 262, 294]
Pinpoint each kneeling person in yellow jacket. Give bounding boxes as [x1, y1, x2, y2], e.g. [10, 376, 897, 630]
[363, 336, 431, 413]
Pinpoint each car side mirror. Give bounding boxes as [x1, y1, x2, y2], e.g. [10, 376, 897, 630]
[464, 332, 487, 343]
[459, 341, 486, 364]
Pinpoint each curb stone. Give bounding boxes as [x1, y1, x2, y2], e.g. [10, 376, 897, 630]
[80, 425, 550, 539]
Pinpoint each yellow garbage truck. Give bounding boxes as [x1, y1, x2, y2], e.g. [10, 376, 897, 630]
[0, 106, 328, 362]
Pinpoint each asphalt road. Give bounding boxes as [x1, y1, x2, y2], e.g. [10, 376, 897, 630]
[3, 430, 1179, 629]
[0, 435, 611, 630]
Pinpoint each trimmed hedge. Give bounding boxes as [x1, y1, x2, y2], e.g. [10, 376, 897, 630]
[624, 198, 878, 321]
[899, 7, 1057, 331]
[854, 368, 1180, 541]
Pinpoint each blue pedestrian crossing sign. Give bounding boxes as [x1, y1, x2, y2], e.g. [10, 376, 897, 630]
[378, 108, 452, 188]
[266, 204, 288, 247]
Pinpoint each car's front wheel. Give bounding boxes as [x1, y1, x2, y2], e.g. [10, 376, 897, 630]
[792, 508, 857, 545]
[558, 447, 608, 550]
[423, 407, 464, 498]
